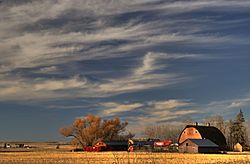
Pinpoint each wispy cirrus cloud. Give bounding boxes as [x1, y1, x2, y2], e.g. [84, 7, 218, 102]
[1, 0, 250, 104]
[97, 52, 192, 95]
[143, 100, 196, 123]
[2, 0, 248, 71]
[100, 102, 144, 116]
[0, 52, 197, 101]
[206, 97, 250, 112]
[151, 99, 192, 111]
[38, 66, 58, 74]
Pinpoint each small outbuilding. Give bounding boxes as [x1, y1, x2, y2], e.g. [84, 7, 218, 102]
[178, 124, 227, 150]
[233, 143, 243, 152]
[179, 139, 219, 153]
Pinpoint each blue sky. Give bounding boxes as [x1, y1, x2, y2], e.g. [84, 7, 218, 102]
[1, 0, 250, 141]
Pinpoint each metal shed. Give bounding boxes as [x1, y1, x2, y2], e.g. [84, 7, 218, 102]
[179, 139, 219, 153]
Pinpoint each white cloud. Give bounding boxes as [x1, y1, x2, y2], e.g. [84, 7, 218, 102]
[0, 80, 58, 101]
[148, 100, 196, 122]
[97, 52, 192, 95]
[34, 78, 87, 91]
[152, 99, 191, 110]
[0, 86, 22, 96]
[134, 52, 156, 76]
[47, 105, 92, 109]
[101, 102, 144, 116]
[0, 75, 89, 101]
[39, 66, 58, 73]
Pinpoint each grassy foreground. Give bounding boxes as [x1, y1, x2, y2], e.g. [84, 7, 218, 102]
[1, 151, 250, 164]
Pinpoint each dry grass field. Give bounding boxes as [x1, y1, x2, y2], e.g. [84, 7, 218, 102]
[1, 151, 250, 164]
[1, 142, 250, 164]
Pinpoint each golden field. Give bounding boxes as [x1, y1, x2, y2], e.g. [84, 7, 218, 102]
[0, 143, 250, 164]
[1, 151, 250, 164]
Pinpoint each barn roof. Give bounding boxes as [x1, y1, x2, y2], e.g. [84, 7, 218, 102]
[188, 139, 218, 147]
[183, 125, 227, 147]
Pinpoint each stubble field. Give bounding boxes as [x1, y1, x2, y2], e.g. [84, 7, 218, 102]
[1, 151, 250, 164]
[1, 142, 250, 164]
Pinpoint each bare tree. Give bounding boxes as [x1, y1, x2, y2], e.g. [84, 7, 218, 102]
[143, 123, 184, 143]
[203, 115, 226, 134]
[59, 114, 131, 147]
[245, 120, 250, 146]
[181, 116, 194, 124]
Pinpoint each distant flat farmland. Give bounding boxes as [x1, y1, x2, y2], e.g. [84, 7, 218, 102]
[1, 151, 250, 164]
[0, 142, 74, 152]
[1, 142, 250, 163]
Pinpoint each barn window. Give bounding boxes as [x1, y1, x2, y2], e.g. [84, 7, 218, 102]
[186, 143, 188, 146]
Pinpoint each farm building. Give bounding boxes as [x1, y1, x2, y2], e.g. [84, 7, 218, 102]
[233, 143, 243, 152]
[179, 139, 219, 153]
[178, 124, 227, 150]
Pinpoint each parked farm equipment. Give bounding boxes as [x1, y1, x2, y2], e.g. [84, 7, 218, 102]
[83, 138, 175, 152]
[83, 141, 128, 152]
